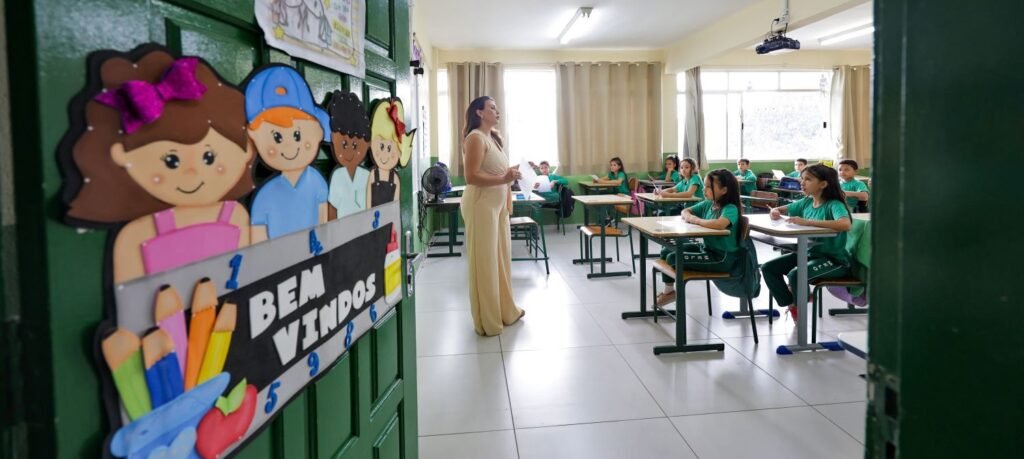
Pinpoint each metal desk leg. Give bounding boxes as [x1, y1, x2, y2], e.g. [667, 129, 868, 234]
[622, 234, 670, 322]
[723, 295, 781, 320]
[777, 236, 842, 354]
[587, 205, 631, 279]
[427, 208, 462, 258]
[653, 237, 724, 355]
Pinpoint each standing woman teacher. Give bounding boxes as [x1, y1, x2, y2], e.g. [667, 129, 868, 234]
[461, 96, 525, 336]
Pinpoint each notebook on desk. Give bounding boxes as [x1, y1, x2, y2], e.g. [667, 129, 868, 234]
[590, 174, 601, 182]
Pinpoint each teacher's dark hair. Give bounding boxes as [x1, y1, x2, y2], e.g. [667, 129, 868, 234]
[463, 96, 503, 149]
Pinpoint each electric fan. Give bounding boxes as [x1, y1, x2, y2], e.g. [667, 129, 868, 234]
[421, 163, 452, 203]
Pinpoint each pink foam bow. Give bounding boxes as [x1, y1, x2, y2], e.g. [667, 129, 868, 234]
[95, 57, 207, 134]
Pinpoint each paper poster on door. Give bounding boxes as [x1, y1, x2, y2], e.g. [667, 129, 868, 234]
[255, 0, 366, 78]
[56, 43, 405, 458]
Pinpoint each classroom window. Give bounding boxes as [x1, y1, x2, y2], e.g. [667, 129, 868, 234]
[502, 68, 558, 167]
[677, 70, 831, 160]
[436, 69, 452, 166]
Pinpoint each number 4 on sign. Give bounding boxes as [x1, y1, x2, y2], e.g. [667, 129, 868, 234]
[309, 229, 323, 256]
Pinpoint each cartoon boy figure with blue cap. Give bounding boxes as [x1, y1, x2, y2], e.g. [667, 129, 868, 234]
[244, 65, 330, 242]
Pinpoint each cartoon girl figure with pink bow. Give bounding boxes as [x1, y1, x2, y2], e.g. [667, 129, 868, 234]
[60, 45, 256, 284]
[366, 98, 416, 207]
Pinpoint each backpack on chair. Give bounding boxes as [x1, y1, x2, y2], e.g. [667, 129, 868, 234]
[558, 185, 576, 218]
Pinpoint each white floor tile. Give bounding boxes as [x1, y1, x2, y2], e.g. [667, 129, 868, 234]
[511, 272, 582, 307]
[499, 304, 610, 351]
[516, 418, 696, 459]
[416, 310, 501, 356]
[723, 334, 868, 405]
[566, 277, 638, 305]
[815, 401, 867, 444]
[417, 354, 513, 435]
[419, 430, 519, 459]
[415, 279, 471, 313]
[670, 406, 864, 459]
[617, 341, 805, 416]
[504, 346, 663, 428]
[584, 301, 715, 345]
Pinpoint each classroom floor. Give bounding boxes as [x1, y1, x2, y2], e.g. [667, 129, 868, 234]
[415, 225, 868, 459]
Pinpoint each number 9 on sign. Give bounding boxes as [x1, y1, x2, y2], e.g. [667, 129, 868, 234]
[308, 352, 320, 377]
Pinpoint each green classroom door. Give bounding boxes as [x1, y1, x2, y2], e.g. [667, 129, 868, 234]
[3, 0, 418, 457]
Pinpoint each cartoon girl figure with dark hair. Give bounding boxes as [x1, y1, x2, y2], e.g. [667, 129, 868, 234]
[61, 46, 255, 284]
[366, 98, 416, 207]
[326, 91, 371, 218]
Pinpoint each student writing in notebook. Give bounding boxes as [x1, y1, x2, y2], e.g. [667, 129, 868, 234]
[761, 164, 852, 320]
[593, 157, 629, 194]
[733, 158, 757, 195]
[656, 158, 703, 200]
[838, 159, 869, 210]
[656, 170, 744, 306]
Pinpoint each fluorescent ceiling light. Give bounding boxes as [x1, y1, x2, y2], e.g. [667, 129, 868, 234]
[819, 25, 874, 46]
[558, 7, 593, 45]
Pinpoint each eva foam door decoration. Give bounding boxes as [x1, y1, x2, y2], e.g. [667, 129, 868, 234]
[325, 90, 372, 220]
[242, 64, 331, 244]
[57, 43, 406, 459]
[57, 44, 257, 285]
[366, 97, 417, 208]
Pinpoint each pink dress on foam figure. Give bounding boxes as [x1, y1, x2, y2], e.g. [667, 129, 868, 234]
[140, 201, 241, 275]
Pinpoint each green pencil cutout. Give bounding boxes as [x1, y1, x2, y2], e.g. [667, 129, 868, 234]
[102, 328, 152, 420]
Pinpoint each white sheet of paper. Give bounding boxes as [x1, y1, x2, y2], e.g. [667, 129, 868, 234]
[590, 174, 601, 181]
[519, 158, 538, 195]
[535, 175, 552, 193]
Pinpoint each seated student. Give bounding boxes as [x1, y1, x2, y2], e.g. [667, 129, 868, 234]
[733, 158, 757, 195]
[788, 158, 808, 178]
[529, 160, 569, 202]
[656, 170, 743, 306]
[656, 158, 702, 199]
[838, 159, 869, 211]
[593, 156, 630, 194]
[762, 164, 852, 319]
[661, 155, 682, 182]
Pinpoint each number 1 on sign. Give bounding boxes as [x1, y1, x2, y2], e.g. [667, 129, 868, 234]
[226, 254, 243, 289]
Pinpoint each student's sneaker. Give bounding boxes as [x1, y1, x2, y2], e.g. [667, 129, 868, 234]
[785, 305, 799, 321]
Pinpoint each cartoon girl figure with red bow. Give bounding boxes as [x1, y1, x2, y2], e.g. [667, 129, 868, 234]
[366, 98, 416, 207]
[60, 46, 255, 284]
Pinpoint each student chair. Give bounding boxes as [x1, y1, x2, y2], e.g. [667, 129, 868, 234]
[809, 276, 867, 343]
[649, 217, 760, 343]
[749, 190, 779, 214]
[541, 184, 567, 235]
[510, 216, 550, 275]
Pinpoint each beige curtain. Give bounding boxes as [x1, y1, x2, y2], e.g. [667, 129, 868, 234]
[447, 62, 505, 176]
[682, 66, 706, 170]
[555, 62, 662, 175]
[831, 65, 872, 166]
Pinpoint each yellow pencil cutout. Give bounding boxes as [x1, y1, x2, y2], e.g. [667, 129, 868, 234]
[197, 302, 236, 385]
[184, 278, 217, 390]
[101, 328, 152, 420]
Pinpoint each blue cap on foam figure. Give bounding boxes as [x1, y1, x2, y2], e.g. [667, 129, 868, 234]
[244, 65, 331, 142]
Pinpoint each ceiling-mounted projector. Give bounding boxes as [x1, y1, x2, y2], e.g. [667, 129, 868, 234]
[756, 0, 801, 55]
[756, 34, 801, 55]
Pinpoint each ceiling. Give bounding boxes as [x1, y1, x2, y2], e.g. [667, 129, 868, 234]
[786, 2, 873, 50]
[415, 0, 760, 50]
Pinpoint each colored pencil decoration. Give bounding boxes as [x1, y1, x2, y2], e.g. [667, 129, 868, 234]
[197, 302, 236, 385]
[142, 328, 185, 409]
[101, 328, 152, 420]
[185, 278, 218, 390]
[155, 285, 188, 378]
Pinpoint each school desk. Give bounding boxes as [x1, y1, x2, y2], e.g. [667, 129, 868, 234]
[746, 214, 843, 354]
[448, 185, 466, 195]
[635, 192, 702, 216]
[838, 331, 868, 359]
[509, 192, 550, 273]
[620, 216, 731, 354]
[424, 192, 549, 259]
[637, 179, 676, 191]
[571, 194, 634, 279]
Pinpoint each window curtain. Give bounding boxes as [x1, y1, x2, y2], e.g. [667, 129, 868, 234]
[682, 66, 707, 170]
[555, 62, 662, 175]
[831, 65, 872, 166]
[447, 62, 505, 176]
